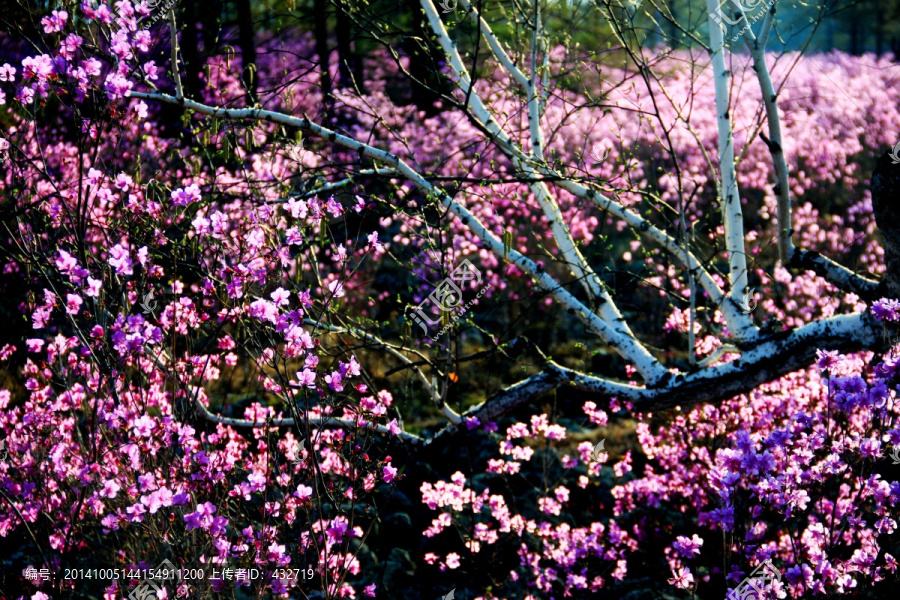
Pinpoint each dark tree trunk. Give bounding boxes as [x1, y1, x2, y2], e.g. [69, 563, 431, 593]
[850, 15, 861, 55]
[179, 2, 202, 98]
[876, 19, 884, 56]
[334, 3, 365, 92]
[313, 0, 333, 111]
[872, 152, 900, 298]
[402, 0, 446, 116]
[335, 5, 354, 89]
[235, 0, 257, 102]
[200, 0, 224, 58]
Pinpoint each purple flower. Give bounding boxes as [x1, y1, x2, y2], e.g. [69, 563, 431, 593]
[325, 197, 343, 217]
[672, 534, 703, 558]
[295, 368, 316, 388]
[41, 9, 68, 33]
[0, 63, 15, 82]
[872, 298, 900, 322]
[324, 371, 343, 392]
[815, 349, 842, 372]
[107, 243, 133, 276]
[171, 184, 202, 207]
[325, 517, 349, 544]
[183, 511, 202, 530]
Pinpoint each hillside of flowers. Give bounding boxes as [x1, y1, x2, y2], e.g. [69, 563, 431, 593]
[0, 3, 899, 600]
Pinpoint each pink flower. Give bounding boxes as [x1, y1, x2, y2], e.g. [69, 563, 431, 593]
[672, 534, 703, 558]
[18, 87, 34, 105]
[99, 479, 121, 499]
[171, 184, 202, 206]
[293, 485, 313, 501]
[270, 287, 290, 306]
[114, 173, 132, 191]
[108, 244, 133, 276]
[445, 553, 461, 569]
[815, 349, 842, 372]
[323, 371, 343, 392]
[40, 9, 68, 33]
[295, 368, 316, 388]
[325, 197, 343, 217]
[382, 463, 398, 483]
[85, 277, 102, 298]
[327, 280, 345, 298]
[66, 293, 83, 315]
[0, 63, 15, 82]
[668, 567, 694, 589]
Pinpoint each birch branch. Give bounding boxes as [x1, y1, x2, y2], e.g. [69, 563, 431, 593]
[743, 13, 793, 263]
[422, 0, 607, 307]
[418, 0, 530, 163]
[432, 0, 658, 366]
[127, 91, 670, 384]
[741, 13, 880, 298]
[543, 177, 758, 341]
[430, 311, 882, 442]
[706, 0, 753, 341]
[789, 249, 881, 298]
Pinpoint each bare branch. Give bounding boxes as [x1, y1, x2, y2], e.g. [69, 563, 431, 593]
[194, 397, 424, 443]
[789, 249, 881, 299]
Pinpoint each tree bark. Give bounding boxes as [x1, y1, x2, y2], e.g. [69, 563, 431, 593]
[335, 4, 354, 89]
[334, 2, 364, 92]
[179, 2, 202, 98]
[313, 0, 333, 112]
[235, 0, 257, 102]
[872, 152, 900, 298]
[403, 0, 445, 116]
